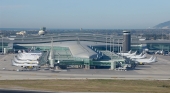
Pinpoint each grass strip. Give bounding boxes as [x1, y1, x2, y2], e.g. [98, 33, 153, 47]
[0, 79, 169, 92]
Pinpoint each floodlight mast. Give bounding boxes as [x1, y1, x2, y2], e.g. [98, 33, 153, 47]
[58, 53, 60, 63]
[110, 35, 111, 52]
[105, 33, 107, 51]
[1, 36, 3, 54]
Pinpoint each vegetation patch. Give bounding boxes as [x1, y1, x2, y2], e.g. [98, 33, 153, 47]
[0, 79, 169, 92]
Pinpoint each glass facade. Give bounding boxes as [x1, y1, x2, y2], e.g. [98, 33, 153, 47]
[147, 43, 170, 51]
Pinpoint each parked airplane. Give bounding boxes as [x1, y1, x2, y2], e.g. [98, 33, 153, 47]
[134, 56, 157, 65]
[155, 50, 164, 55]
[117, 50, 132, 56]
[12, 50, 42, 68]
[12, 60, 39, 67]
[125, 51, 137, 57]
[130, 53, 146, 59]
[133, 56, 153, 61]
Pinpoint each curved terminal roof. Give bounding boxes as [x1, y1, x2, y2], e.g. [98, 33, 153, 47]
[69, 44, 97, 59]
[17, 41, 100, 59]
[4, 33, 169, 44]
[2, 33, 138, 44]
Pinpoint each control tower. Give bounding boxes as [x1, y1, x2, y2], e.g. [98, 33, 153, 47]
[122, 31, 131, 52]
[41, 27, 46, 31]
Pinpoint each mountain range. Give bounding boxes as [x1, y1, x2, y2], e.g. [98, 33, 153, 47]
[153, 21, 170, 29]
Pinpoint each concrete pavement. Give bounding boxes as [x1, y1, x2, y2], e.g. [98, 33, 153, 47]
[0, 54, 169, 80]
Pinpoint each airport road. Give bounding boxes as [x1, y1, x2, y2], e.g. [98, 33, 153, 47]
[0, 89, 53, 93]
[0, 89, 114, 93]
[0, 54, 169, 80]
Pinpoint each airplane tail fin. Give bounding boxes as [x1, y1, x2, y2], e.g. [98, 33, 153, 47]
[129, 51, 137, 56]
[151, 56, 157, 62]
[149, 56, 154, 61]
[132, 51, 137, 55]
[135, 51, 137, 54]
[139, 52, 143, 57]
[142, 53, 146, 58]
[128, 50, 132, 54]
[23, 50, 26, 53]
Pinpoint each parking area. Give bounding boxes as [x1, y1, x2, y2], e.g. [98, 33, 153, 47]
[0, 54, 22, 71]
[134, 54, 170, 75]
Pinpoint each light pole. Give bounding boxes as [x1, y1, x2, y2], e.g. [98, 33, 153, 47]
[106, 34, 107, 51]
[113, 39, 114, 53]
[122, 40, 125, 57]
[1, 36, 3, 54]
[57, 53, 60, 64]
[109, 35, 111, 52]
[118, 39, 119, 54]
[168, 45, 170, 55]
[162, 30, 163, 40]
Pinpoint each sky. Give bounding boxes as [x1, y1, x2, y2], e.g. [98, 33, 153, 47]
[0, 0, 170, 29]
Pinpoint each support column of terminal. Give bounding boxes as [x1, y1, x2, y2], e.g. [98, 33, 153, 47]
[84, 59, 90, 69]
[110, 61, 116, 70]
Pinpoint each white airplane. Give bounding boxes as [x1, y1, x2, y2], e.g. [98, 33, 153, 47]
[12, 60, 38, 67]
[125, 51, 137, 57]
[12, 50, 41, 68]
[133, 56, 153, 61]
[155, 50, 164, 55]
[134, 52, 144, 57]
[14, 56, 39, 64]
[130, 53, 146, 59]
[117, 50, 132, 56]
[134, 56, 157, 65]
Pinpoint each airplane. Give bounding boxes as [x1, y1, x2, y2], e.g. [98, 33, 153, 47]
[133, 56, 153, 61]
[134, 56, 157, 65]
[117, 50, 132, 56]
[124, 51, 137, 57]
[155, 50, 164, 55]
[12, 50, 41, 69]
[130, 53, 146, 59]
[135, 52, 144, 57]
[12, 60, 38, 67]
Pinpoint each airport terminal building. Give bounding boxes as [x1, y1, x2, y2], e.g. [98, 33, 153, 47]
[0, 31, 169, 70]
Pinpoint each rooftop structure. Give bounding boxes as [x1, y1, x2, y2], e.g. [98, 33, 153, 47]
[38, 27, 46, 35]
[16, 31, 26, 35]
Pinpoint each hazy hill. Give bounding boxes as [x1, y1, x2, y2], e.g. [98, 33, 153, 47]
[153, 21, 170, 29]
